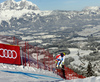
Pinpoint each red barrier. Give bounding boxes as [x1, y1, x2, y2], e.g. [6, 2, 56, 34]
[64, 66, 85, 80]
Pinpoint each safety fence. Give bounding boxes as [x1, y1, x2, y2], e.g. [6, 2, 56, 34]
[0, 35, 55, 70]
[56, 66, 85, 79]
[0, 35, 85, 80]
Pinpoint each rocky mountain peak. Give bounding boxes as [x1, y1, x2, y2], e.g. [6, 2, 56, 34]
[0, 0, 39, 10]
[22, 0, 26, 1]
[82, 6, 100, 11]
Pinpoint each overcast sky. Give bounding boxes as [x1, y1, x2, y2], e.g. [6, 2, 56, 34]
[0, 0, 100, 11]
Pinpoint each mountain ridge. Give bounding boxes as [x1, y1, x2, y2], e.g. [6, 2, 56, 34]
[83, 6, 100, 11]
[0, 0, 100, 40]
[0, 0, 39, 10]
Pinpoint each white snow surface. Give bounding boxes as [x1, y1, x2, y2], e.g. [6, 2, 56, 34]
[78, 25, 100, 36]
[0, 44, 98, 82]
[0, 63, 63, 82]
[0, 63, 100, 82]
[0, 41, 100, 82]
[0, 0, 52, 23]
[0, 10, 39, 23]
[83, 6, 100, 11]
[0, 9, 52, 24]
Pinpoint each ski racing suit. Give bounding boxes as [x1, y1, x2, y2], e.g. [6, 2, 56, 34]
[56, 53, 65, 67]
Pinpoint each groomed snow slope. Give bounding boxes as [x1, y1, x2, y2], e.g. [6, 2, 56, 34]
[0, 63, 63, 82]
[0, 40, 100, 82]
[1, 63, 100, 82]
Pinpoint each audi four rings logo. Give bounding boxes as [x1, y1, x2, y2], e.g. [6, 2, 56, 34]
[0, 48, 17, 59]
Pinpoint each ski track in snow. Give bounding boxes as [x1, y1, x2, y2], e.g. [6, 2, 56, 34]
[0, 63, 63, 82]
[1, 70, 63, 80]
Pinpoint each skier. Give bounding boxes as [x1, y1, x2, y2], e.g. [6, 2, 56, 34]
[55, 52, 65, 68]
[55, 52, 66, 79]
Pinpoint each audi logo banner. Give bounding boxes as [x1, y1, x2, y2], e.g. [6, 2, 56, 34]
[0, 43, 21, 65]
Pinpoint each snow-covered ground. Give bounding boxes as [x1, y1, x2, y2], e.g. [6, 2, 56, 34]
[1, 40, 100, 82]
[0, 63, 63, 82]
[67, 48, 92, 65]
[1, 63, 100, 82]
[78, 25, 100, 37]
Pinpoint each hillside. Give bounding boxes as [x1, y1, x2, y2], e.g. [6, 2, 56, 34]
[0, 1, 100, 50]
[0, 0, 100, 80]
[0, 63, 62, 82]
